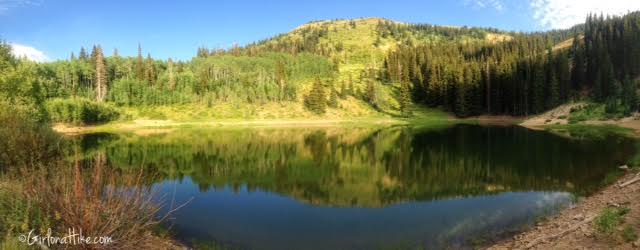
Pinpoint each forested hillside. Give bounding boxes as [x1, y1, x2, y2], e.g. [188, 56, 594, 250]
[385, 12, 640, 117]
[1, 13, 640, 124]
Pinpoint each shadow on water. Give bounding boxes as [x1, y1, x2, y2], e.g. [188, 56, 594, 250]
[74, 124, 636, 249]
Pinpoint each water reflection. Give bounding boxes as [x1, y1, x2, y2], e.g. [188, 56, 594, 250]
[75, 124, 635, 249]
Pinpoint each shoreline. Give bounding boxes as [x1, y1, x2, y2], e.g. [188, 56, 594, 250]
[51, 115, 521, 135]
[487, 170, 640, 249]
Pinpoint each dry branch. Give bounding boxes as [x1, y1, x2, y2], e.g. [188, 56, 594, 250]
[524, 215, 595, 249]
[619, 172, 640, 188]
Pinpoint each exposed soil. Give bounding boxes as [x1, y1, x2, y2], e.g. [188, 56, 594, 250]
[488, 170, 640, 250]
[519, 103, 585, 129]
[491, 104, 640, 249]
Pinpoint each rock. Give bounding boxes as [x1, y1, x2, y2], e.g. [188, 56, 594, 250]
[633, 239, 640, 247]
[573, 214, 584, 220]
[619, 165, 629, 170]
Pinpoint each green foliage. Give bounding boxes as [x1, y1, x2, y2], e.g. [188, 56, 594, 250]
[385, 12, 640, 117]
[622, 225, 638, 242]
[399, 81, 412, 116]
[0, 182, 51, 240]
[46, 98, 119, 124]
[328, 85, 338, 108]
[304, 77, 327, 114]
[0, 58, 48, 123]
[3, 13, 640, 120]
[594, 207, 629, 236]
[568, 103, 626, 123]
[545, 124, 634, 140]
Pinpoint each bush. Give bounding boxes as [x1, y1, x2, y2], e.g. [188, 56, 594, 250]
[46, 98, 119, 124]
[594, 207, 629, 236]
[622, 225, 638, 242]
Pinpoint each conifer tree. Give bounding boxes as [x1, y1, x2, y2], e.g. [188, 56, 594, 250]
[168, 58, 176, 90]
[399, 80, 412, 116]
[622, 74, 638, 115]
[275, 60, 286, 100]
[339, 81, 347, 99]
[304, 77, 326, 114]
[79, 47, 88, 61]
[135, 43, 144, 80]
[94, 45, 107, 102]
[144, 53, 155, 86]
[547, 67, 560, 109]
[328, 84, 338, 108]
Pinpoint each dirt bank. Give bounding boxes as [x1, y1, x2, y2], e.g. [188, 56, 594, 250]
[488, 170, 640, 249]
[520, 102, 640, 136]
[52, 118, 405, 135]
[519, 103, 584, 130]
[490, 105, 640, 249]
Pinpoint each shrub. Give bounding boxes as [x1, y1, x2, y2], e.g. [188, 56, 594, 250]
[622, 225, 638, 242]
[594, 207, 629, 236]
[46, 98, 119, 124]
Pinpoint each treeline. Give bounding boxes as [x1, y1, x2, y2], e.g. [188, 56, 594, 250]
[3, 13, 640, 121]
[384, 12, 640, 116]
[0, 39, 336, 123]
[3, 43, 334, 105]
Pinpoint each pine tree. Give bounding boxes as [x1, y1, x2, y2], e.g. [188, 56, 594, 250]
[347, 74, 355, 96]
[328, 84, 338, 108]
[532, 60, 546, 113]
[399, 80, 412, 116]
[135, 43, 144, 80]
[79, 47, 88, 61]
[339, 81, 347, 99]
[570, 35, 586, 92]
[94, 45, 107, 102]
[275, 60, 286, 100]
[547, 67, 559, 109]
[168, 58, 176, 90]
[144, 53, 155, 86]
[304, 77, 326, 114]
[366, 77, 378, 108]
[622, 74, 638, 115]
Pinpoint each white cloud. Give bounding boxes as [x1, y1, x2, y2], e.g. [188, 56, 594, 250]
[531, 0, 640, 29]
[464, 0, 505, 11]
[10, 43, 49, 62]
[0, 0, 40, 14]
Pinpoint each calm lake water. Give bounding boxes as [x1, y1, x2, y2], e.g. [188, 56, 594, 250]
[77, 124, 636, 249]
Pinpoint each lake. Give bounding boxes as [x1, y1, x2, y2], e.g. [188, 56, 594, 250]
[75, 124, 636, 249]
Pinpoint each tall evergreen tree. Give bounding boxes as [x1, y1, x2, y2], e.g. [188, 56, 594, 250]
[135, 43, 144, 80]
[79, 47, 88, 61]
[399, 80, 412, 116]
[168, 58, 176, 90]
[144, 53, 155, 86]
[304, 77, 326, 114]
[94, 45, 107, 102]
[328, 84, 338, 108]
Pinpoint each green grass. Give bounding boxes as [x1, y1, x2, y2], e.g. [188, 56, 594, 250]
[601, 170, 627, 186]
[543, 124, 634, 140]
[594, 207, 629, 236]
[0, 181, 52, 249]
[622, 225, 638, 242]
[568, 103, 626, 124]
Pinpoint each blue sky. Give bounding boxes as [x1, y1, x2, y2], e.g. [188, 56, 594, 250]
[1, 0, 640, 61]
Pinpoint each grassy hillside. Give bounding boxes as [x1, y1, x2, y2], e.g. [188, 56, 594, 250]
[241, 18, 513, 117]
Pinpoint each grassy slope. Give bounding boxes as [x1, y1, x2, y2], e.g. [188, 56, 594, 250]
[264, 18, 511, 115]
[118, 18, 509, 123]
